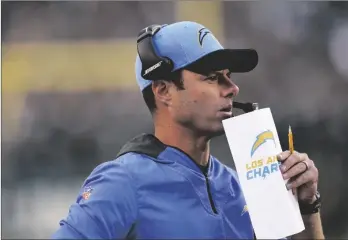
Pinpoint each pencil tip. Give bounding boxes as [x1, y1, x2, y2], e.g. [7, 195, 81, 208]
[289, 125, 292, 132]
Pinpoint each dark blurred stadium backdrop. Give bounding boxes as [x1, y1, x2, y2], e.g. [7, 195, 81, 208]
[2, 1, 348, 238]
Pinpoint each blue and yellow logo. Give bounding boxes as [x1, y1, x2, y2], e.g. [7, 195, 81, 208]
[241, 204, 248, 216]
[250, 130, 276, 157]
[246, 130, 280, 180]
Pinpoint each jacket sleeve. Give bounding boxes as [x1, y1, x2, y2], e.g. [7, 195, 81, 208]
[51, 159, 137, 239]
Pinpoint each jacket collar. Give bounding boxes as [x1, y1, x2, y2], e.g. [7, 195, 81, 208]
[116, 133, 214, 176]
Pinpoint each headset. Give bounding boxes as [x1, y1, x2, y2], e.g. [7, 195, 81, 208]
[136, 25, 259, 115]
[137, 24, 173, 81]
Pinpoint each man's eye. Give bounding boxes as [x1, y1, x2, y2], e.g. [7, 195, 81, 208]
[226, 72, 232, 78]
[205, 75, 218, 81]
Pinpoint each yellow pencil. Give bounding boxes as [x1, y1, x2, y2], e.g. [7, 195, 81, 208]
[288, 125, 297, 196]
[288, 125, 294, 153]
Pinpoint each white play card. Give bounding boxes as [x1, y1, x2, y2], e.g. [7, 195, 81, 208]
[222, 108, 305, 239]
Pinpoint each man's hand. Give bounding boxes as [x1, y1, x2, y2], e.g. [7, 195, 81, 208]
[277, 150, 324, 239]
[277, 150, 318, 203]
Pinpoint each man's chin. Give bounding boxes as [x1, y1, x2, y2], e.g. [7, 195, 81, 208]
[195, 121, 226, 138]
[204, 125, 226, 138]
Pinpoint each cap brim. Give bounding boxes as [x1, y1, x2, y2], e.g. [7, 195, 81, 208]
[186, 49, 258, 74]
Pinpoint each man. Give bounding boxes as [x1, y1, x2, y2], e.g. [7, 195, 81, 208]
[52, 21, 324, 239]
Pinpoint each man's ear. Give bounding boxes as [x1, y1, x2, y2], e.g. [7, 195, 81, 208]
[152, 80, 172, 106]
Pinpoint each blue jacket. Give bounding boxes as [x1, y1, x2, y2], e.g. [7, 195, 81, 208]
[52, 134, 254, 239]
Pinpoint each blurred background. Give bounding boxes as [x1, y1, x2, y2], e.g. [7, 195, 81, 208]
[2, 1, 348, 238]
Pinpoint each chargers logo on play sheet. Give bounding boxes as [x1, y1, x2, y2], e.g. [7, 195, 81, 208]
[246, 130, 280, 180]
[250, 130, 276, 157]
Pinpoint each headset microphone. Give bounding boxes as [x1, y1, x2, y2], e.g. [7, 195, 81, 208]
[232, 102, 259, 117]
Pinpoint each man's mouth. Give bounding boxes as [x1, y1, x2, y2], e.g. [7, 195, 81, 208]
[219, 104, 233, 112]
[218, 104, 233, 118]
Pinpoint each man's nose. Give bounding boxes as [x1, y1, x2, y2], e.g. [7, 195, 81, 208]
[222, 77, 239, 98]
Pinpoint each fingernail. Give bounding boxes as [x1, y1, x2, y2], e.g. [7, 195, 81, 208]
[280, 165, 286, 172]
[286, 183, 292, 190]
[277, 154, 283, 161]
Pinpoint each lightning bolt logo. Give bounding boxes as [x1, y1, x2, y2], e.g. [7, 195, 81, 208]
[250, 130, 276, 157]
[241, 205, 248, 216]
[198, 28, 211, 47]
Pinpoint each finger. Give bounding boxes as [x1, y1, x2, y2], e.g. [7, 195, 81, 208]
[292, 187, 297, 196]
[282, 160, 310, 180]
[285, 170, 313, 190]
[277, 150, 291, 162]
[280, 152, 307, 173]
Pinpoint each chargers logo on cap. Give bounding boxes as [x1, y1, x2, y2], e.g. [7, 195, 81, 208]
[198, 28, 211, 47]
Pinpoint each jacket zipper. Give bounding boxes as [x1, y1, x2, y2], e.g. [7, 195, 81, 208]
[203, 172, 218, 214]
[166, 145, 218, 215]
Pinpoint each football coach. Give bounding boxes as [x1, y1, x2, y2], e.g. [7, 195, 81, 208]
[52, 21, 324, 239]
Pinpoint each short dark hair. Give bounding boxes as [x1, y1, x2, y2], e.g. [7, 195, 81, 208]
[142, 70, 184, 114]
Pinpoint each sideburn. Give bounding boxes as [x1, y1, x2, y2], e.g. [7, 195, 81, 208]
[167, 70, 185, 91]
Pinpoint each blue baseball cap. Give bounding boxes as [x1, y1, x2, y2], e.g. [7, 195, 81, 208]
[135, 21, 258, 91]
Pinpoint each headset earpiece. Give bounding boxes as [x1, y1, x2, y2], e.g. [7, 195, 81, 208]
[137, 24, 174, 81]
